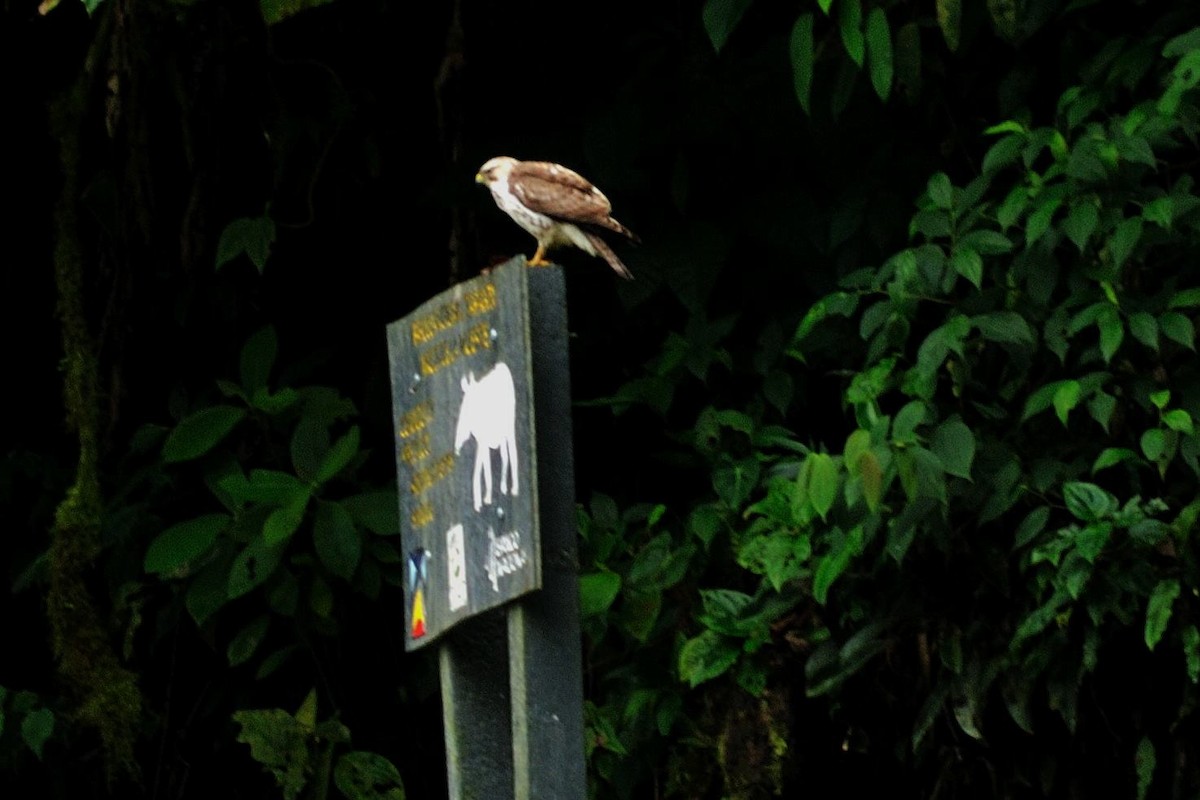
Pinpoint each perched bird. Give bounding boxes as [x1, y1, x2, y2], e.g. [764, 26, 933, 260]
[475, 156, 637, 280]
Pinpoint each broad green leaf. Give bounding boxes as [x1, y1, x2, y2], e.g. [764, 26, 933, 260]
[930, 417, 974, 479]
[839, 0, 865, 66]
[813, 526, 862, 604]
[1163, 27, 1200, 57]
[1092, 447, 1138, 473]
[936, 0, 961, 50]
[1023, 380, 1074, 422]
[341, 490, 400, 536]
[216, 214, 275, 273]
[1168, 287, 1200, 309]
[1159, 312, 1195, 349]
[316, 426, 361, 484]
[997, 185, 1028, 230]
[928, 173, 953, 210]
[1141, 428, 1166, 461]
[892, 400, 927, 443]
[950, 247, 983, 289]
[790, 14, 815, 114]
[263, 502, 308, 546]
[860, 451, 883, 511]
[678, 630, 739, 687]
[20, 708, 54, 759]
[187, 557, 232, 626]
[162, 406, 246, 463]
[1014, 506, 1050, 548]
[807, 453, 839, 520]
[1063, 481, 1116, 522]
[701, 0, 752, 53]
[1136, 736, 1155, 800]
[1144, 579, 1180, 651]
[1097, 306, 1124, 363]
[1026, 195, 1062, 246]
[313, 501, 362, 580]
[1063, 202, 1099, 251]
[579, 571, 622, 617]
[974, 311, 1034, 345]
[982, 134, 1023, 174]
[228, 539, 284, 599]
[334, 751, 406, 800]
[1088, 391, 1116, 433]
[960, 229, 1013, 255]
[1143, 196, 1173, 228]
[1052, 380, 1081, 426]
[290, 416, 329, 483]
[228, 614, 271, 667]
[865, 7, 893, 100]
[1163, 409, 1194, 435]
[144, 514, 229, 574]
[1108, 217, 1143, 269]
[1128, 311, 1158, 350]
[232, 708, 309, 798]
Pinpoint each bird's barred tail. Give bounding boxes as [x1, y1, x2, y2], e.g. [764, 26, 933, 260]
[585, 233, 634, 280]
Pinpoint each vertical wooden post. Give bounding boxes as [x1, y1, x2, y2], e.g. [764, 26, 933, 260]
[509, 266, 586, 800]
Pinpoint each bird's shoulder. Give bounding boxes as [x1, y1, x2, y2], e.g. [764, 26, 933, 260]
[509, 161, 613, 220]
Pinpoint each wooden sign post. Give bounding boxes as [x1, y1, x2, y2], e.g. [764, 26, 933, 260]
[386, 257, 585, 800]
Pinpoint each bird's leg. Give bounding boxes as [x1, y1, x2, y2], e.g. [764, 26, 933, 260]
[528, 243, 551, 267]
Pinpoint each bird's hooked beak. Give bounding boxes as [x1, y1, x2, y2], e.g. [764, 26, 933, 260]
[474, 171, 487, 185]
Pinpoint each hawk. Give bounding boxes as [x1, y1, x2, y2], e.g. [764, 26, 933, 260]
[475, 156, 637, 280]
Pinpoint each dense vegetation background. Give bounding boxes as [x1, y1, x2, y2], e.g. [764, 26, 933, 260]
[4, 0, 1200, 797]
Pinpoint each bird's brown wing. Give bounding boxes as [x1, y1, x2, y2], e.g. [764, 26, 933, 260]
[509, 161, 634, 240]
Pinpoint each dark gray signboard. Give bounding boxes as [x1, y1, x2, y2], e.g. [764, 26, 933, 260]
[386, 259, 541, 650]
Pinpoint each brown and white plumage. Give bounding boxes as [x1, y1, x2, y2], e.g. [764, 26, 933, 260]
[475, 156, 637, 280]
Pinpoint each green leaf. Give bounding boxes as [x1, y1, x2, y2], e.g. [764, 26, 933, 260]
[1063, 481, 1117, 522]
[1063, 202, 1099, 251]
[1092, 447, 1137, 473]
[144, 514, 229, 574]
[807, 453, 839, 521]
[1141, 428, 1167, 461]
[263, 502, 308, 546]
[959, 229, 1013, 255]
[1108, 217, 1143, 269]
[865, 7, 893, 100]
[232, 708, 309, 799]
[789, 14, 815, 114]
[974, 311, 1034, 345]
[162, 406, 247, 463]
[936, 0, 961, 50]
[228, 614, 271, 667]
[20, 708, 54, 759]
[1142, 196, 1173, 228]
[579, 571, 622, 617]
[839, 0, 865, 66]
[928, 173, 953, 210]
[982, 134, 1024, 174]
[1144, 579, 1180, 651]
[813, 526, 862, 604]
[187, 557, 232, 626]
[260, 0, 339, 27]
[334, 751, 406, 800]
[950, 247, 983, 289]
[216, 214, 275, 273]
[1136, 736, 1155, 800]
[316, 426, 361, 484]
[228, 539, 284, 599]
[1128, 311, 1158, 350]
[1168, 287, 1200, 309]
[678, 630, 739, 687]
[1163, 409, 1194, 435]
[930, 417, 974, 479]
[1014, 506, 1050, 548]
[313, 501, 362, 580]
[1097, 306, 1124, 363]
[341, 490, 400, 536]
[1052, 380, 1081, 426]
[1159, 312, 1195, 349]
[859, 451, 883, 511]
[701, 0, 752, 52]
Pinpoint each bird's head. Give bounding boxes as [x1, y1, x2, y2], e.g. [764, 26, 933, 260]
[475, 156, 517, 187]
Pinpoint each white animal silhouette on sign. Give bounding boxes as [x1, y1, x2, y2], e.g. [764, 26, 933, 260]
[454, 362, 519, 512]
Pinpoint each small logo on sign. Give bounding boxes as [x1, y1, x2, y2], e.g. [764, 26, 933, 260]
[408, 549, 430, 639]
